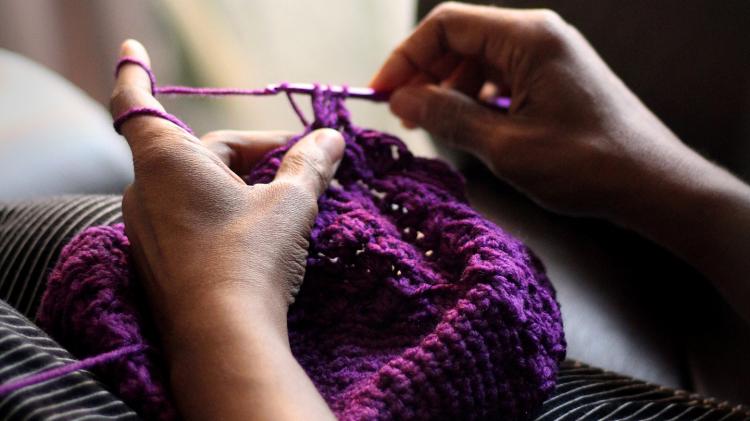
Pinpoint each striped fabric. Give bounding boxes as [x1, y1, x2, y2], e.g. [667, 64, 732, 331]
[0, 195, 122, 317]
[0, 300, 138, 420]
[536, 361, 749, 421]
[0, 195, 748, 420]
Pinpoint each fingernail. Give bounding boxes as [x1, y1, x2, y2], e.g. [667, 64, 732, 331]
[391, 87, 425, 124]
[119, 39, 137, 57]
[314, 129, 345, 162]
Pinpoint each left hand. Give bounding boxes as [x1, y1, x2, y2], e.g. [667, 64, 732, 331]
[110, 39, 345, 345]
[111, 39, 340, 421]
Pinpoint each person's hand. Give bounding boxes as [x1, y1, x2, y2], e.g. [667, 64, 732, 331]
[111, 40, 339, 420]
[112, 40, 343, 332]
[370, 2, 709, 220]
[372, 3, 750, 323]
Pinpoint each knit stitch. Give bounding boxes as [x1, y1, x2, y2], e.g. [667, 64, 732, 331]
[36, 64, 566, 420]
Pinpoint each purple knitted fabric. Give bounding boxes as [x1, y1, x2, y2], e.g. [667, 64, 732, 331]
[37, 89, 565, 420]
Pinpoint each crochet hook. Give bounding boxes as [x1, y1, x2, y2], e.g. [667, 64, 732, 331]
[155, 83, 391, 102]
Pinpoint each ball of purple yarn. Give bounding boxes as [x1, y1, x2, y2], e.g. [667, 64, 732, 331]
[38, 90, 565, 420]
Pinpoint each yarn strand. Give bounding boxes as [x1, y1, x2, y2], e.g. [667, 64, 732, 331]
[155, 82, 386, 100]
[0, 344, 144, 397]
[113, 56, 386, 135]
[113, 106, 195, 135]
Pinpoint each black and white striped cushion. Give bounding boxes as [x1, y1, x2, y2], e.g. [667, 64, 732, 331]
[0, 300, 138, 420]
[536, 361, 749, 420]
[0, 195, 122, 317]
[0, 195, 748, 420]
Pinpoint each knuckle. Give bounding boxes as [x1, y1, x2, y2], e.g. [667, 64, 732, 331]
[146, 128, 191, 149]
[289, 150, 329, 183]
[109, 87, 141, 117]
[274, 180, 318, 208]
[285, 151, 308, 173]
[131, 134, 193, 172]
[534, 9, 564, 27]
[528, 9, 569, 53]
[430, 2, 460, 17]
[428, 2, 473, 23]
[131, 145, 170, 175]
[271, 180, 319, 223]
[133, 118, 194, 147]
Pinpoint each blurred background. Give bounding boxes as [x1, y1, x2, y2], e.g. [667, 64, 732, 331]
[0, 0, 426, 137]
[0, 0, 433, 200]
[1, 0, 749, 406]
[2, 0, 749, 198]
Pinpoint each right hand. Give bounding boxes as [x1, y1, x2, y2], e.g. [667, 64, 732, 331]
[370, 2, 707, 221]
[372, 3, 750, 324]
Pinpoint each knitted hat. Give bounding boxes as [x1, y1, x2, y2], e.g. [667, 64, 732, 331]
[37, 86, 565, 420]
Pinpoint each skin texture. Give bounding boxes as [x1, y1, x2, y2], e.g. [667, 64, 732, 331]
[112, 4, 750, 419]
[370, 2, 750, 324]
[111, 40, 337, 421]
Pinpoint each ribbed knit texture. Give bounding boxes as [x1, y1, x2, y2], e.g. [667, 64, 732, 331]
[37, 88, 566, 420]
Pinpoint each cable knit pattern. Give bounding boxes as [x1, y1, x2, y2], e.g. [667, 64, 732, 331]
[37, 88, 565, 420]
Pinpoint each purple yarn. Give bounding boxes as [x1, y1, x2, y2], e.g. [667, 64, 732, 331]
[0, 344, 143, 396]
[115, 57, 157, 94]
[36, 61, 565, 420]
[114, 56, 388, 101]
[113, 107, 195, 135]
[37, 226, 178, 420]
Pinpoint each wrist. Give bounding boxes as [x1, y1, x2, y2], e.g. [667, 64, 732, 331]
[606, 139, 709, 229]
[617, 153, 750, 320]
[163, 291, 314, 421]
[158, 287, 290, 359]
[612, 144, 750, 265]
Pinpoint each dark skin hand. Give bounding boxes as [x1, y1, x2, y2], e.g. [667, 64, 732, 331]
[371, 2, 750, 323]
[112, 4, 750, 420]
[111, 40, 337, 421]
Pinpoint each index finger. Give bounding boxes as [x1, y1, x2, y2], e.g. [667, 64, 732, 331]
[110, 39, 191, 143]
[369, 3, 520, 92]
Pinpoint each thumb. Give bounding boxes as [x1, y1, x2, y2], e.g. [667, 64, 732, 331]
[274, 129, 345, 198]
[390, 84, 508, 156]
